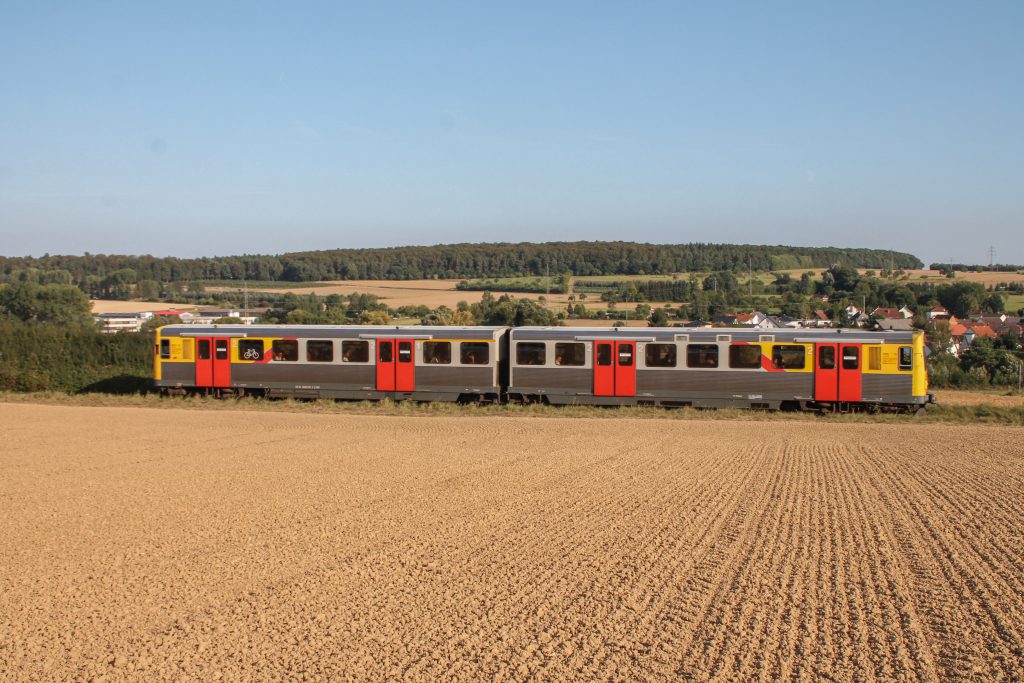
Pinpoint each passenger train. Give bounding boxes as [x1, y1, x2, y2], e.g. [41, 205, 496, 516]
[155, 324, 933, 413]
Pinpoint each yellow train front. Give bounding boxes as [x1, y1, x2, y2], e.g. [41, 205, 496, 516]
[155, 325, 933, 413]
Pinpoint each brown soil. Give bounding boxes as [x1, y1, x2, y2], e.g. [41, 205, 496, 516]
[2, 404, 1022, 681]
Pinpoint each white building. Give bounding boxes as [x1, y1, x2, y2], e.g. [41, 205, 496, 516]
[94, 311, 154, 333]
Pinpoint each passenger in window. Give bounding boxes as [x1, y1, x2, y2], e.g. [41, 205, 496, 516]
[554, 351, 563, 365]
[273, 349, 284, 361]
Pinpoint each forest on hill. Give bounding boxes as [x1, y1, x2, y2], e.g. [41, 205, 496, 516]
[0, 241, 922, 288]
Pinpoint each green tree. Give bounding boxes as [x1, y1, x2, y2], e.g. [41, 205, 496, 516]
[138, 279, 161, 300]
[649, 307, 669, 327]
[0, 282, 93, 326]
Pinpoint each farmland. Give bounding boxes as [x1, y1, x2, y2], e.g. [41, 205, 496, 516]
[1, 403, 1022, 680]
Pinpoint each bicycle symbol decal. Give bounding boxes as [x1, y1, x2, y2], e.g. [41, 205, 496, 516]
[243, 348, 262, 360]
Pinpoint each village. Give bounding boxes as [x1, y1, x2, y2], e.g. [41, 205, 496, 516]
[93, 301, 1024, 363]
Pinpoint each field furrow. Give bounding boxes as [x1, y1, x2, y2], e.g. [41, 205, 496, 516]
[1, 403, 1022, 681]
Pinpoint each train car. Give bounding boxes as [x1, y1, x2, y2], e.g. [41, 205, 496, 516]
[154, 325, 509, 402]
[507, 327, 932, 412]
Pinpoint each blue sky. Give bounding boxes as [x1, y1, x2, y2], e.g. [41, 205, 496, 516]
[1, 1, 1021, 265]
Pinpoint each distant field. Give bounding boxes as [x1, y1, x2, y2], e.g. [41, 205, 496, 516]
[137, 269, 1024, 314]
[862, 269, 1024, 286]
[91, 300, 199, 314]
[208, 279, 485, 308]
[214, 280, 686, 311]
[199, 280, 335, 290]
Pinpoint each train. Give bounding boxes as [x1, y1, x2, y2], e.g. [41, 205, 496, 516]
[154, 324, 934, 413]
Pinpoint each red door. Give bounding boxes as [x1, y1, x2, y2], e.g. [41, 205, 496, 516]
[615, 341, 636, 397]
[395, 339, 415, 392]
[195, 338, 212, 387]
[593, 340, 636, 397]
[814, 343, 838, 401]
[376, 339, 416, 393]
[594, 342, 614, 396]
[376, 339, 395, 391]
[195, 337, 231, 389]
[838, 344, 862, 402]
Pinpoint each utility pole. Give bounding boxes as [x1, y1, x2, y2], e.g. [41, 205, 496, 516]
[989, 246, 995, 267]
[243, 280, 249, 324]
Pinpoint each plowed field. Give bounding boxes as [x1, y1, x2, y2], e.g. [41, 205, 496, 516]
[1, 404, 1022, 681]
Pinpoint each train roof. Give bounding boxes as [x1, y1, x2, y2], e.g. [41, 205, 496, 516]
[157, 324, 508, 339]
[509, 326, 920, 344]
[159, 324, 919, 344]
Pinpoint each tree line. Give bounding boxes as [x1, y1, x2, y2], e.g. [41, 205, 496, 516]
[1, 242, 923, 293]
[930, 263, 1024, 273]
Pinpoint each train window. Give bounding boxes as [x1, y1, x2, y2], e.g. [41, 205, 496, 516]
[596, 344, 612, 366]
[460, 342, 489, 365]
[818, 346, 835, 370]
[342, 340, 369, 363]
[728, 345, 761, 369]
[516, 342, 546, 365]
[159, 339, 171, 359]
[771, 345, 805, 370]
[398, 341, 413, 363]
[215, 340, 228, 360]
[238, 339, 264, 361]
[307, 340, 333, 362]
[197, 339, 211, 360]
[554, 342, 585, 366]
[842, 346, 859, 370]
[272, 340, 298, 361]
[645, 343, 676, 367]
[687, 344, 719, 368]
[379, 341, 393, 363]
[868, 347, 882, 371]
[618, 345, 634, 366]
[423, 341, 451, 364]
[899, 346, 913, 370]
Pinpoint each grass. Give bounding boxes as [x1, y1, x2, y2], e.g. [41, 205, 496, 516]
[3, 391, 1022, 426]
[1003, 293, 1024, 314]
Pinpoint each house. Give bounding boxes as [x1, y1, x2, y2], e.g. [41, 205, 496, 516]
[94, 311, 154, 333]
[947, 321, 998, 356]
[674, 319, 712, 328]
[183, 308, 264, 325]
[875, 318, 915, 331]
[927, 305, 951, 320]
[766, 315, 802, 329]
[843, 305, 870, 327]
[153, 310, 194, 321]
[812, 309, 831, 328]
[712, 311, 774, 328]
[871, 306, 914, 319]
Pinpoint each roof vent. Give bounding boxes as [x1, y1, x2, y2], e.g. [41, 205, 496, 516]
[716, 334, 731, 342]
[759, 335, 775, 343]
